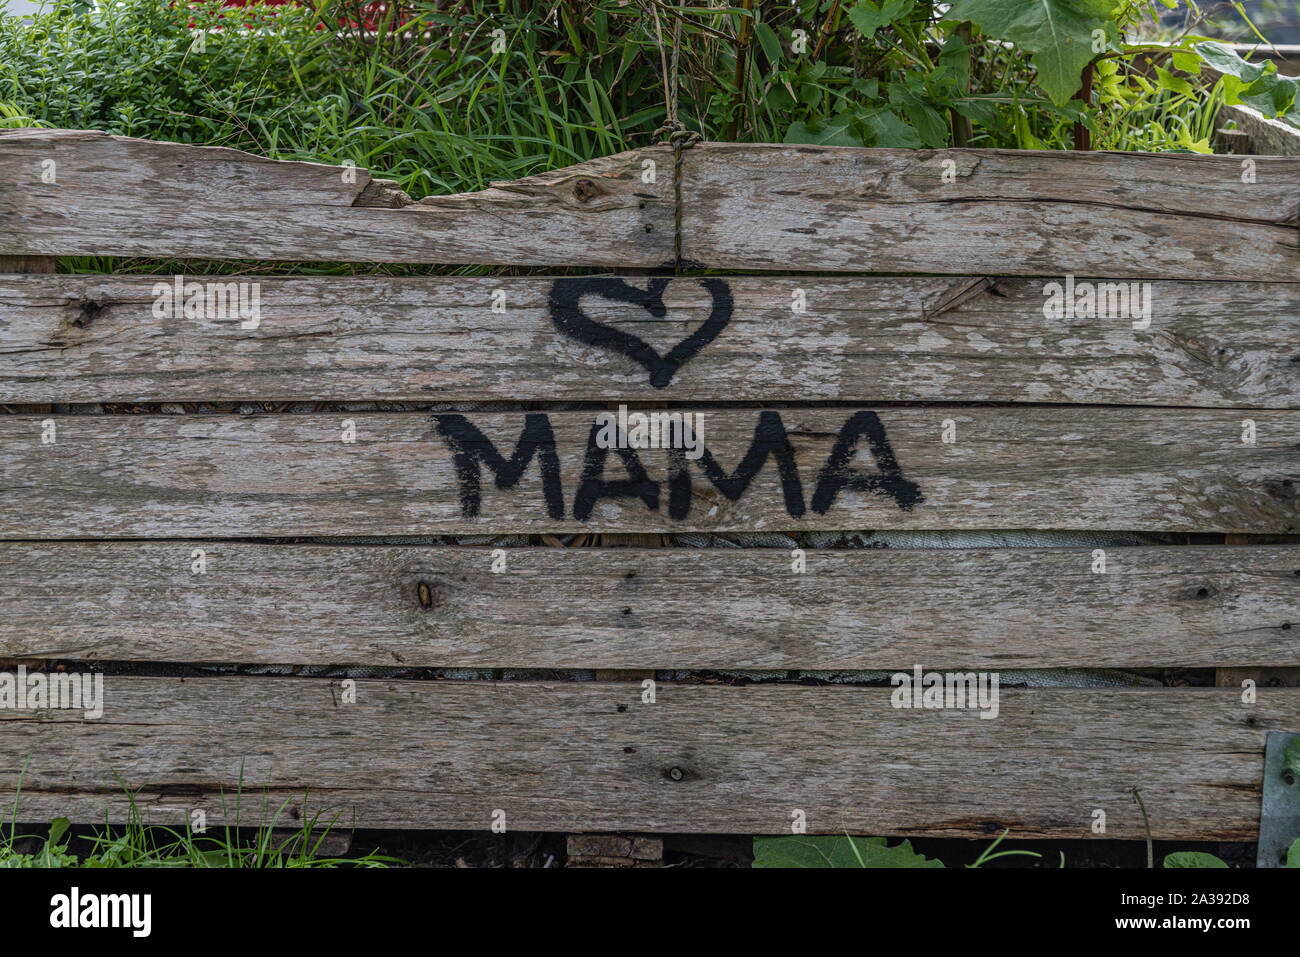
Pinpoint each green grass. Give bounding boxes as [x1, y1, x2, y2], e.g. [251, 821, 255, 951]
[0, 0, 662, 198]
[1, 762, 402, 868]
[4, 0, 1285, 198]
[4, 0, 1278, 280]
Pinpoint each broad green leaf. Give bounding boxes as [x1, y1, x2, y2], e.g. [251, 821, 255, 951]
[1196, 41, 1270, 84]
[847, 0, 912, 41]
[852, 77, 881, 98]
[766, 80, 796, 111]
[784, 119, 863, 147]
[951, 96, 998, 125]
[1162, 851, 1229, 868]
[753, 835, 944, 868]
[47, 817, 71, 846]
[889, 81, 949, 147]
[944, 0, 1121, 106]
[1154, 66, 1194, 97]
[1288, 838, 1300, 868]
[798, 81, 823, 108]
[1170, 49, 1202, 74]
[862, 106, 922, 147]
[754, 22, 783, 67]
[1239, 76, 1299, 119]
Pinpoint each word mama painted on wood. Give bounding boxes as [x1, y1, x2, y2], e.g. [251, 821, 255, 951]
[434, 275, 924, 522]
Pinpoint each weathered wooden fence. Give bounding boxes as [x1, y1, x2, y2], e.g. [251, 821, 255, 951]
[0, 127, 1297, 842]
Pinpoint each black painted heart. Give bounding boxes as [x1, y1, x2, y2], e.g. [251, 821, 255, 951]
[547, 276, 733, 389]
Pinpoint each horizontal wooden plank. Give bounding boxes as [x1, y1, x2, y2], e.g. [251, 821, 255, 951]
[2, 679, 1293, 838]
[1, 544, 1295, 669]
[3, 132, 1297, 279]
[2, 274, 1298, 407]
[680, 143, 1300, 280]
[0, 408, 1294, 536]
[0, 128, 675, 266]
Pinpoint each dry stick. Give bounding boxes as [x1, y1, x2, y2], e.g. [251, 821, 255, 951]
[810, 0, 842, 63]
[648, 3, 674, 131]
[640, 0, 733, 43]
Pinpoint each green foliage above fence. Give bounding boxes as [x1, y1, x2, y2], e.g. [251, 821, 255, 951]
[0, 0, 1297, 199]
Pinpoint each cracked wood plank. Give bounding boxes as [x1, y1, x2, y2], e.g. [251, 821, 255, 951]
[679, 143, 1300, 280]
[0, 129, 675, 265]
[0, 543, 1295, 668]
[1, 678, 1295, 839]
[1, 273, 1297, 406]
[4, 132, 1298, 278]
[0, 408, 1294, 536]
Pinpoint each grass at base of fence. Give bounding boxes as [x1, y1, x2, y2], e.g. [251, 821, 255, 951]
[1, 761, 403, 868]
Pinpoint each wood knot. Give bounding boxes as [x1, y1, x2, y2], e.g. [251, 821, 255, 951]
[572, 178, 600, 203]
[1264, 478, 1296, 501]
[74, 299, 108, 328]
[416, 580, 441, 610]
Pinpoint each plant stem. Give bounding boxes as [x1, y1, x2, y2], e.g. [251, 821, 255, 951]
[951, 21, 973, 148]
[727, 0, 755, 141]
[1074, 62, 1094, 150]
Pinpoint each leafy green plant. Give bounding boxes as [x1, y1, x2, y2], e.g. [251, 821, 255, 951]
[967, 828, 1045, 867]
[752, 827, 1052, 868]
[1198, 38, 1300, 126]
[753, 833, 943, 868]
[1162, 851, 1230, 868]
[4, 0, 1296, 179]
[946, 0, 1121, 107]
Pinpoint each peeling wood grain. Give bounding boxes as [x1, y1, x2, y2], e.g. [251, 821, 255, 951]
[0, 408, 1293, 536]
[680, 143, 1300, 280]
[4, 132, 1297, 278]
[1, 679, 1294, 839]
[0, 543, 1295, 668]
[1, 274, 1297, 407]
[0, 129, 674, 266]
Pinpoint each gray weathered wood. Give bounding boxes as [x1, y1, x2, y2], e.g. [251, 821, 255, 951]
[4, 131, 1297, 278]
[1217, 104, 1300, 156]
[2, 678, 1294, 839]
[2, 273, 1297, 407]
[679, 143, 1300, 280]
[0, 543, 1295, 669]
[1, 409, 1293, 535]
[0, 256, 55, 274]
[0, 128, 675, 265]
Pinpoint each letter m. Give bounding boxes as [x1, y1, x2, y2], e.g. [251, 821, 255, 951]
[433, 414, 565, 519]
